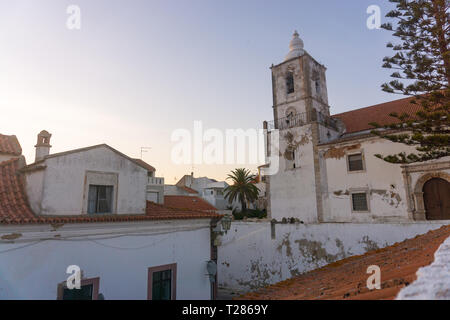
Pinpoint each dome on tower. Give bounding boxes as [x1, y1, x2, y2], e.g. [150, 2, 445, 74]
[285, 30, 304, 61]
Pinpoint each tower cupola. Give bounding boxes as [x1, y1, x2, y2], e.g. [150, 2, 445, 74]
[285, 30, 304, 61]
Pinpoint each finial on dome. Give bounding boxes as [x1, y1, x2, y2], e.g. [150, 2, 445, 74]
[285, 30, 304, 61]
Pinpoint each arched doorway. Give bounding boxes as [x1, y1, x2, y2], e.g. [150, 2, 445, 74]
[423, 178, 450, 220]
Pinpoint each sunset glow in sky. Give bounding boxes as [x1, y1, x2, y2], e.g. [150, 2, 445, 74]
[0, 0, 399, 182]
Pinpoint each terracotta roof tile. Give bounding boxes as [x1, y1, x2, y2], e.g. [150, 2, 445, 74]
[333, 96, 422, 134]
[0, 134, 22, 156]
[146, 201, 221, 219]
[0, 158, 35, 223]
[164, 195, 218, 212]
[179, 186, 199, 194]
[133, 159, 156, 172]
[0, 159, 221, 225]
[238, 225, 450, 300]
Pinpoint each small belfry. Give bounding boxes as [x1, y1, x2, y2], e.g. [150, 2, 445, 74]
[35, 130, 52, 162]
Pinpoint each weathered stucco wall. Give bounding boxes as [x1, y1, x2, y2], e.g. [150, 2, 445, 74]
[269, 125, 318, 223]
[25, 146, 148, 215]
[218, 221, 447, 292]
[0, 220, 212, 300]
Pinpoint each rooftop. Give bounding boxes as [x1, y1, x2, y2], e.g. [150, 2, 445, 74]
[333, 96, 420, 134]
[0, 157, 221, 225]
[0, 134, 22, 156]
[133, 158, 156, 172]
[238, 225, 450, 300]
[164, 195, 218, 212]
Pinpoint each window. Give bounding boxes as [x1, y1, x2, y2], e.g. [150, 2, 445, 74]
[88, 185, 113, 214]
[315, 80, 321, 95]
[285, 147, 298, 170]
[148, 264, 177, 300]
[347, 153, 364, 172]
[351, 193, 369, 212]
[286, 73, 294, 94]
[292, 150, 296, 169]
[57, 277, 100, 300]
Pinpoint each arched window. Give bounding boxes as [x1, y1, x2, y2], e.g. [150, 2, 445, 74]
[286, 72, 294, 94]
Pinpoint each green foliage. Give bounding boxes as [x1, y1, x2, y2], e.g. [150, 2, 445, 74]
[232, 209, 267, 221]
[374, 0, 450, 163]
[224, 168, 259, 211]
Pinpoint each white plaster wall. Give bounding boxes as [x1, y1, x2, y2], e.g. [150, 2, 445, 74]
[218, 221, 448, 292]
[164, 185, 192, 196]
[0, 221, 212, 300]
[191, 177, 216, 193]
[269, 125, 318, 223]
[24, 170, 45, 214]
[320, 138, 420, 223]
[26, 146, 148, 215]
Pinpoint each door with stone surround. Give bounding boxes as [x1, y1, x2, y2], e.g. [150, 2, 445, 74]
[423, 178, 450, 220]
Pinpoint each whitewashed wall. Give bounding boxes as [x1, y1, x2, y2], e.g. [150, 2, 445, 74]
[269, 124, 318, 223]
[0, 220, 213, 300]
[25, 146, 148, 215]
[218, 221, 448, 292]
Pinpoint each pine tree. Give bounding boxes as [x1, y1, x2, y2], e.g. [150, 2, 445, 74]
[371, 0, 449, 164]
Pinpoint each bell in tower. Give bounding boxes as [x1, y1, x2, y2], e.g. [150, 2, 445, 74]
[35, 130, 52, 162]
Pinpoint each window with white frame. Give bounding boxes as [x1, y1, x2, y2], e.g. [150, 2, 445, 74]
[351, 192, 369, 212]
[347, 153, 364, 172]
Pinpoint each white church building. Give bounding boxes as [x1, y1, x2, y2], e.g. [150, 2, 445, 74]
[263, 31, 450, 224]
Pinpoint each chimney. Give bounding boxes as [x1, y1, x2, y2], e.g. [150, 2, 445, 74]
[35, 130, 52, 162]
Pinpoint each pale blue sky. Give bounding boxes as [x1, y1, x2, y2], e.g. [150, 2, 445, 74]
[0, 0, 399, 182]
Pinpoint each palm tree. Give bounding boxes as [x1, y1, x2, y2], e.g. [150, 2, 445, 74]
[224, 168, 259, 212]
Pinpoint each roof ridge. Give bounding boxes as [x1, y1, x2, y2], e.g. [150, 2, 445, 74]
[0, 157, 20, 167]
[332, 96, 415, 117]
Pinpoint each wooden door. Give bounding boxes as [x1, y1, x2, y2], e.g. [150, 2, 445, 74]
[423, 178, 450, 220]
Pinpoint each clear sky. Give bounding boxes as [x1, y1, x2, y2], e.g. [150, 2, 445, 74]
[0, 0, 400, 182]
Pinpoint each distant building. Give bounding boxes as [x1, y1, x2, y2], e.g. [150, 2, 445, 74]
[165, 173, 241, 211]
[0, 131, 222, 300]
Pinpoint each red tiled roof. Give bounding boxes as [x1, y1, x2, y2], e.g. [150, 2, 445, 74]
[0, 134, 22, 156]
[0, 158, 221, 225]
[133, 159, 156, 172]
[179, 186, 199, 194]
[164, 195, 218, 212]
[0, 158, 36, 224]
[333, 96, 422, 134]
[239, 225, 450, 300]
[146, 201, 220, 219]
